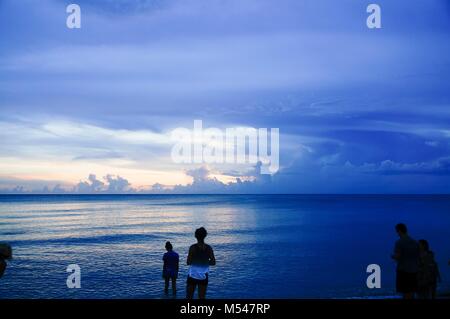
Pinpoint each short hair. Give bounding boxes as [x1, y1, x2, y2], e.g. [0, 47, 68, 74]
[419, 239, 429, 251]
[165, 241, 173, 251]
[395, 223, 408, 234]
[195, 227, 208, 241]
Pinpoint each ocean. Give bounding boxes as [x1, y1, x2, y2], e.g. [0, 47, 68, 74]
[0, 194, 449, 299]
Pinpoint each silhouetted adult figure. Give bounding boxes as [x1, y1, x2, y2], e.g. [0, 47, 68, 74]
[162, 241, 179, 295]
[186, 227, 216, 299]
[417, 239, 441, 299]
[391, 223, 420, 299]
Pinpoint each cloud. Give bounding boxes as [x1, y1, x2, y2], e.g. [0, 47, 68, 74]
[186, 166, 210, 182]
[355, 157, 450, 176]
[166, 164, 272, 194]
[2, 0, 449, 123]
[0, 118, 176, 180]
[0, 186, 26, 194]
[74, 174, 105, 193]
[52, 184, 66, 193]
[71, 0, 167, 15]
[2, 153, 450, 194]
[105, 174, 132, 192]
[0, 173, 135, 194]
[73, 173, 135, 193]
[0, 176, 70, 193]
[0, 163, 270, 194]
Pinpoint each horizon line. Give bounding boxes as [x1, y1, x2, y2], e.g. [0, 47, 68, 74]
[1, 193, 449, 196]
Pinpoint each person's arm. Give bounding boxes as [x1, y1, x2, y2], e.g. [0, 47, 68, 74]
[209, 246, 216, 266]
[187, 246, 193, 265]
[176, 254, 179, 274]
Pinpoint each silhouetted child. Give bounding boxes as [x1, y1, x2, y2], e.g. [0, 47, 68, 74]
[417, 239, 441, 299]
[162, 241, 179, 295]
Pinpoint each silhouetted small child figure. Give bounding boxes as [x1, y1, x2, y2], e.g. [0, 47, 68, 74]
[163, 241, 179, 295]
[417, 239, 441, 299]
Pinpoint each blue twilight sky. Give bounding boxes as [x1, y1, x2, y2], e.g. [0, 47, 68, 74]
[0, 0, 449, 193]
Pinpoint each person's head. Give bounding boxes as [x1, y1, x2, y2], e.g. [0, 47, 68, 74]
[395, 223, 408, 237]
[195, 227, 207, 243]
[419, 239, 429, 252]
[165, 241, 173, 252]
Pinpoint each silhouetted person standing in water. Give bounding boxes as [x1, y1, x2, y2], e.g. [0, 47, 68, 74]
[163, 241, 179, 295]
[186, 227, 216, 299]
[391, 223, 420, 299]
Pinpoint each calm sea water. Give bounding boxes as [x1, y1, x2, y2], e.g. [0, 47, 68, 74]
[0, 194, 449, 299]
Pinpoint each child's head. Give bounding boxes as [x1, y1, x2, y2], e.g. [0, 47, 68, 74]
[418, 239, 429, 252]
[165, 241, 173, 251]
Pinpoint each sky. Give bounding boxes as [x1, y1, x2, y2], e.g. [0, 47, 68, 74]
[0, 0, 449, 194]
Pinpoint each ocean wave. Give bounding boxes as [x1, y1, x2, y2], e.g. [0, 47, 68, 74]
[9, 233, 163, 246]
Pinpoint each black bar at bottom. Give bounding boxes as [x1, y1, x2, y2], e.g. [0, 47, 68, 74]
[0, 299, 448, 318]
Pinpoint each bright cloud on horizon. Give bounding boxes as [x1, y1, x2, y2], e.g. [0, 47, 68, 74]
[0, 118, 268, 190]
[0, 117, 282, 192]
